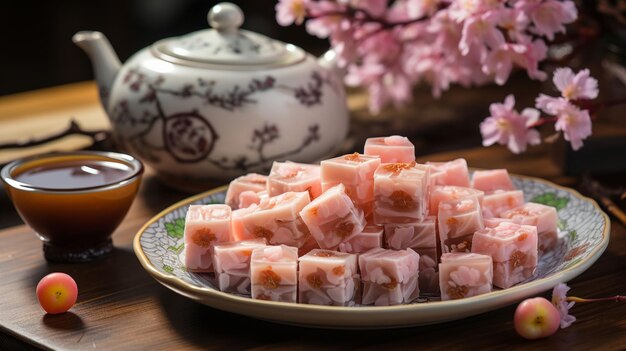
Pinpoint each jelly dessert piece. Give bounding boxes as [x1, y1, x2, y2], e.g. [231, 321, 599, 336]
[359, 248, 420, 306]
[183, 204, 232, 272]
[212, 239, 267, 294]
[321, 153, 381, 214]
[438, 197, 484, 253]
[426, 159, 471, 187]
[471, 169, 515, 192]
[250, 245, 298, 302]
[472, 222, 538, 288]
[383, 218, 439, 295]
[338, 224, 384, 254]
[439, 253, 493, 300]
[384, 216, 436, 250]
[482, 190, 525, 218]
[234, 191, 311, 247]
[483, 217, 511, 228]
[373, 162, 430, 224]
[500, 202, 559, 251]
[300, 184, 367, 250]
[363, 135, 415, 163]
[238, 190, 264, 209]
[225, 173, 267, 209]
[267, 161, 322, 199]
[429, 185, 484, 216]
[298, 249, 359, 306]
[231, 205, 257, 242]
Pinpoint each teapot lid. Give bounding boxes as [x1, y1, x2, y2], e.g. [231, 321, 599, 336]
[152, 2, 305, 68]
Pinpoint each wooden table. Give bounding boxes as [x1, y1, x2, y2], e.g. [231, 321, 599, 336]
[1, 83, 625, 350]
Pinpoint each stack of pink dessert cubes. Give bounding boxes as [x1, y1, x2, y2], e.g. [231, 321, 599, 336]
[183, 135, 560, 306]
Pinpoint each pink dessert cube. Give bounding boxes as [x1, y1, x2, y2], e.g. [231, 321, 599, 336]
[231, 205, 257, 241]
[438, 197, 484, 254]
[364, 135, 415, 163]
[482, 190, 525, 218]
[359, 248, 420, 305]
[250, 245, 298, 302]
[321, 153, 381, 214]
[225, 173, 267, 209]
[234, 191, 311, 247]
[472, 222, 538, 288]
[338, 224, 383, 254]
[384, 216, 437, 250]
[429, 185, 484, 216]
[373, 162, 430, 224]
[298, 249, 359, 306]
[427, 159, 471, 187]
[300, 184, 367, 250]
[183, 204, 232, 272]
[471, 169, 515, 192]
[439, 253, 493, 300]
[212, 239, 267, 294]
[238, 190, 268, 209]
[500, 202, 559, 251]
[483, 217, 511, 228]
[268, 161, 322, 200]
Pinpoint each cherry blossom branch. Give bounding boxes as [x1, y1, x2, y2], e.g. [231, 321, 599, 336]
[0, 120, 109, 150]
[277, 0, 580, 113]
[310, 7, 441, 28]
[529, 116, 558, 128]
[528, 96, 626, 128]
[567, 295, 626, 303]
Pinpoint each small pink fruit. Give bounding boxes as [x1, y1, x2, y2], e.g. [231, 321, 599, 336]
[36, 273, 78, 314]
[514, 297, 560, 340]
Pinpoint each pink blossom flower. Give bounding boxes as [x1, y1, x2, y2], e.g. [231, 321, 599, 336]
[449, 0, 504, 22]
[459, 12, 504, 56]
[448, 266, 481, 287]
[304, 1, 348, 38]
[275, 0, 309, 26]
[495, 8, 530, 41]
[535, 95, 593, 150]
[517, 0, 577, 40]
[553, 67, 599, 100]
[554, 101, 592, 151]
[480, 94, 541, 154]
[406, 0, 441, 19]
[552, 283, 577, 329]
[483, 39, 547, 85]
[482, 42, 527, 85]
[275, 0, 577, 113]
[535, 93, 561, 113]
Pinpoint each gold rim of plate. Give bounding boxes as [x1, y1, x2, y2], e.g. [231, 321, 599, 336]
[132, 174, 610, 326]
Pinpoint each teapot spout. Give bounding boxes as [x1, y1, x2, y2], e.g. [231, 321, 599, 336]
[73, 31, 121, 109]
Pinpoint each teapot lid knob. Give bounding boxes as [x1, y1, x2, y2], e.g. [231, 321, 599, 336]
[208, 2, 244, 32]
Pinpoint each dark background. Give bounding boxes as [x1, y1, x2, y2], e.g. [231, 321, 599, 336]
[0, 0, 327, 96]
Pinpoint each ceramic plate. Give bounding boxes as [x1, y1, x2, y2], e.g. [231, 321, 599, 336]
[133, 174, 610, 329]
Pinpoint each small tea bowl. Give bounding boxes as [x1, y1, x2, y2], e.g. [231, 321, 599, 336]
[1, 151, 143, 262]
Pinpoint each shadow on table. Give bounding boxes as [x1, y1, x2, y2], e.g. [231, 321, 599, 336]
[27, 247, 154, 307]
[42, 312, 85, 331]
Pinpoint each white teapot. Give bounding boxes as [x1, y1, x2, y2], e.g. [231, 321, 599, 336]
[73, 2, 348, 191]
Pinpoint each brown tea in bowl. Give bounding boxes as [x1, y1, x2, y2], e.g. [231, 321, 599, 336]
[1, 151, 143, 262]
